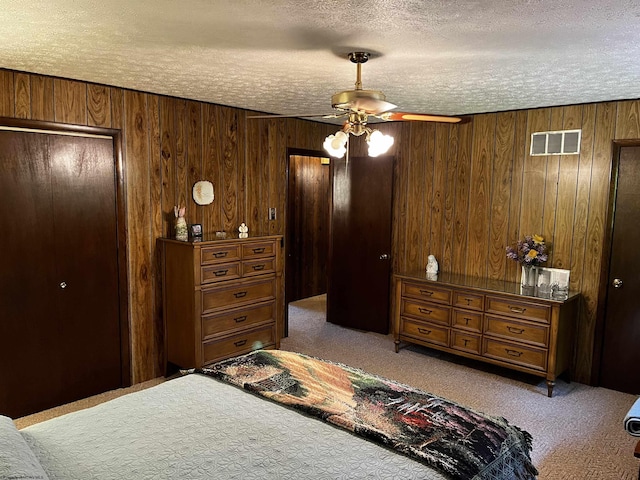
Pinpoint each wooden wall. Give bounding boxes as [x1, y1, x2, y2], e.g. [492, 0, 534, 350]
[2, 67, 639, 384]
[0, 68, 335, 383]
[287, 155, 331, 301]
[376, 102, 640, 384]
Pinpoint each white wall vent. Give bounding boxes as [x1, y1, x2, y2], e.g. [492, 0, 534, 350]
[530, 129, 581, 156]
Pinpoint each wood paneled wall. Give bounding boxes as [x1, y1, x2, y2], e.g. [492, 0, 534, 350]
[287, 155, 330, 301]
[0, 68, 335, 383]
[378, 101, 640, 383]
[2, 67, 639, 384]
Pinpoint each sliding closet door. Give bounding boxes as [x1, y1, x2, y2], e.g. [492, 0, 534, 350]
[0, 129, 123, 418]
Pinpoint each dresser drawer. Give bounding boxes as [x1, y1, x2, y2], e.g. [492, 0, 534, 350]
[242, 240, 277, 260]
[201, 262, 241, 284]
[202, 301, 275, 340]
[401, 299, 450, 326]
[241, 258, 276, 277]
[202, 325, 276, 365]
[400, 318, 449, 347]
[202, 278, 276, 314]
[451, 331, 481, 355]
[482, 338, 547, 372]
[484, 315, 549, 348]
[452, 309, 482, 332]
[485, 296, 550, 323]
[402, 282, 452, 305]
[201, 244, 241, 265]
[453, 291, 484, 311]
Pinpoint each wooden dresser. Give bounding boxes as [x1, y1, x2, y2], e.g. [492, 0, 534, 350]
[159, 235, 283, 370]
[393, 271, 579, 397]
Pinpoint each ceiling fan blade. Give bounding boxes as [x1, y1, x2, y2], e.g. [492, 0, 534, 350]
[379, 112, 464, 123]
[349, 98, 397, 115]
[247, 113, 343, 119]
[331, 90, 397, 116]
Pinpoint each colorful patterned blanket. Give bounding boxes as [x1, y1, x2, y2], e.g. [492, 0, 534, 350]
[199, 350, 538, 480]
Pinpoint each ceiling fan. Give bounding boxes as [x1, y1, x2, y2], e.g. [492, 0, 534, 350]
[249, 51, 464, 158]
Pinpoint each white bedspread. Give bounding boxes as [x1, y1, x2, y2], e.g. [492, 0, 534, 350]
[18, 374, 447, 480]
[0, 415, 49, 480]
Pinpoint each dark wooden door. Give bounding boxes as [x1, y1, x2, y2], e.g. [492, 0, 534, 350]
[286, 154, 330, 303]
[0, 130, 122, 418]
[599, 146, 640, 394]
[0, 131, 61, 417]
[326, 155, 394, 334]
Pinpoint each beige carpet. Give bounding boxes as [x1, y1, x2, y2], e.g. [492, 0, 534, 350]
[14, 294, 639, 479]
[281, 294, 639, 480]
[14, 377, 166, 429]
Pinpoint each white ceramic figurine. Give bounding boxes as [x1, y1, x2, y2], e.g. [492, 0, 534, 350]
[426, 255, 439, 279]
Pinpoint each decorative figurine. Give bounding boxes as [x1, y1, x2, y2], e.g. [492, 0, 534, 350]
[426, 255, 439, 280]
[238, 222, 249, 238]
[174, 206, 188, 241]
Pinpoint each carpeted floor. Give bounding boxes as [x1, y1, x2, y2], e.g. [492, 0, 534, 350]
[14, 377, 166, 430]
[14, 293, 639, 479]
[281, 294, 639, 480]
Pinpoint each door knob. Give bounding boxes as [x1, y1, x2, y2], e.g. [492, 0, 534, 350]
[613, 278, 623, 288]
[379, 254, 390, 260]
[60, 281, 67, 289]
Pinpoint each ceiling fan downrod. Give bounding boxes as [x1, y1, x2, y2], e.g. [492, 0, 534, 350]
[348, 52, 370, 91]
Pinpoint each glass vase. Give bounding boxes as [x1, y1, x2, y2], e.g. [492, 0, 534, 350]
[521, 264, 537, 288]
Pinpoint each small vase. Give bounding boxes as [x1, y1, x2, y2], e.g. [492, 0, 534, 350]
[175, 218, 188, 241]
[521, 264, 537, 288]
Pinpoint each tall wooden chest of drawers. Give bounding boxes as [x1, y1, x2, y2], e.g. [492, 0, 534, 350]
[159, 235, 283, 370]
[393, 271, 579, 397]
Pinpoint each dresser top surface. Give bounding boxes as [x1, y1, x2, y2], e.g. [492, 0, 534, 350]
[395, 270, 579, 303]
[159, 234, 282, 245]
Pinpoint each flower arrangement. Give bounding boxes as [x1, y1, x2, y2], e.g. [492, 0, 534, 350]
[506, 234, 548, 266]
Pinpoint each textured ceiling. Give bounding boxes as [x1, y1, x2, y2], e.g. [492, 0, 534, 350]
[2, 0, 640, 121]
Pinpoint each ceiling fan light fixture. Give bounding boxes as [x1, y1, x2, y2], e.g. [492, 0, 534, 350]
[367, 129, 394, 157]
[323, 130, 348, 158]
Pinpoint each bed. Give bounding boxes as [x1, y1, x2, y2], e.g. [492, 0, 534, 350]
[1, 350, 537, 480]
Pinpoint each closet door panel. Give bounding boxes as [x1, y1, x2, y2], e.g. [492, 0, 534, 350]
[49, 135, 122, 404]
[0, 129, 123, 419]
[0, 131, 63, 417]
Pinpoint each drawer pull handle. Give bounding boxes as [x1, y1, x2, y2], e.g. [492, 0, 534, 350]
[505, 349, 523, 357]
[234, 316, 247, 323]
[507, 326, 525, 334]
[418, 308, 432, 315]
[419, 290, 434, 296]
[509, 306, 526, 314]
[252, 264, 265, 271]
[234, 339, 247, 347]
[464, 317, 472, 325]
[234, 291, 247, 298]
[463, 339, 470, 347]
[252, 247, 265, 254]
[465, 298, 473, 305]
[213, 252, 228, 258]
[214, 269, 228, 277]
[418, 328, 432, 335]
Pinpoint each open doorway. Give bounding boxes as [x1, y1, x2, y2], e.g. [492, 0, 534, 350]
[284, 148, 395, 338]
[285, 149, 331, 335]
